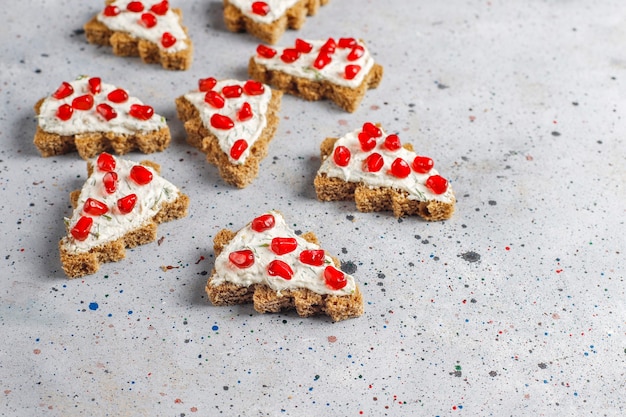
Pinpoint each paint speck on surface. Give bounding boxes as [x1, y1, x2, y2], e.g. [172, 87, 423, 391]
[459, 251, 481, 263]
[327, 335, 337, 343]
[212, 325, 219, 331]
[88, 302, 98, 311]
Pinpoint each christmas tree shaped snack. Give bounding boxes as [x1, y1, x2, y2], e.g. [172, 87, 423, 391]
[314, 122, 455, 221]
[60, 153, 189, 278]
[34, 76, 170, 159]
[206, 211, 364, 322]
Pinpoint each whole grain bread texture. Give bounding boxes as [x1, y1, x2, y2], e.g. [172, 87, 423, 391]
[314, 138, 456, 221]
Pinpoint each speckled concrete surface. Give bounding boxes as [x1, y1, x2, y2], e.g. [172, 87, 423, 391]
[1, 1, 624, 416]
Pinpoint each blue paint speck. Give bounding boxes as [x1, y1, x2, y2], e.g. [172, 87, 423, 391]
[212, 325, 219, 331]
[89, 302, 99, 311]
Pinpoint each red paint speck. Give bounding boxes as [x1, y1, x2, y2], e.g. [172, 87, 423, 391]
[556, 269, 563, 274]
[505, 246, 510, 251]
[469, 115, 476, 122]
[33, 349, 41, 355]
[462, 299, 467, 304]
[190, 407, 198, 412]
[327, 335, 337, 343]
[174, 398, 183, 404]
[195, 256, 205, 264]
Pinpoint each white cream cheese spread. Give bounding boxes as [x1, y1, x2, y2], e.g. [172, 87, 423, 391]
[229, 0, 300, 24]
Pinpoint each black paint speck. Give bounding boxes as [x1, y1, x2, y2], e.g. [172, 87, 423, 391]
[538, 362, 547, 369]
[459, 251, 481, 263]
[489, 371, 498, 377]
[551, 131, 561, 137]
[341, 260, 357, 274]
[346, 215, 354, 221]
[488, 200, 497, 206]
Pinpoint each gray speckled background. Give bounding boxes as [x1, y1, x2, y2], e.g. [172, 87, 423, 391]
[1, 1, 625, 416]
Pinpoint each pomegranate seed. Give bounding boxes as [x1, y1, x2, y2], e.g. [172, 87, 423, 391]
[52, 81, 74, 100]
[299, 249, 325, 266]
[88, 77, 101, 95]
[222, 85, 243, 98]
[280, 48, 300, 63]
[251, 214, 275, 232]
[358, 132, 376, 152]
[243, 80, 265, 95]
[56, 104, 73, 121]
[83, 198, 108, 216]
[107, 88, 128, 103]
[204, 91, 225, 109]
[333, 146, 351, 167]
[150, 0, 169, 15]
[229, 249, 255, 268]
[362, 122, 382, 138]
[130, 165, 153, 185]
[97, 152, 116, 172]
[337, 37, 356, 48]
[384, 134, 401, 151]
[96, 103, 117, 121]
[324, 266, 347, 290]
[230, 139, 248, 160]
[117, 194, 137, 214]
[313, 52, 331, 70]
[344, 64, 361, 80]
[412, 156, 434, 173]
[267, 259, 293, 280]
[256, 44, 277, 59]
[390, 158, 411, 178]
[127, 1, 144, 12]
[129, 104, 154, 120]
[363, 153, 384, 173]
[237, 102, 253, 121]
[320, 38, 336, 54]
[251, 1, 270, 16]
[294, 38, 312, 53]
[347, 45, 365, 61]
[71, 216, 93, 241]
[270, 237, 297, 255]
[139, 12, 157, 28]
[425, 175, 448, 194]
[102, 171, 118, 194]
[198, 77, 217, 92]
[210, 114, 234, 130]
[103, 5, 120, 16]
[72, 94, 94, 111]
[161, 32, 176, 48]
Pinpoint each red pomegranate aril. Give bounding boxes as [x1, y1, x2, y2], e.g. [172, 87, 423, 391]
[321, 38, 336, 54]
[103, 5, 120, 16]
[243, 80, 265, 96]
[390, 158, 411, 178]
[130, 165, 153, 185]
[251, 1, 270, 16]
[52, 81, 74, 100]
[384, 134, 401, 151]
[412, 156, 434, 173]
[362, 122, 382, 138]
[230, 139, 248, 160]
[150, 0, 169, 15]
[72, 94, 94, 111]
[333, 146, 351, 167]
[270, 237, 298, 255]
[251, 214, 275, 232]
[139, 12, 157, 28]
[222, 85, 243, 98]
[280, 48, 300, 63]
[198, 77, 217, 92]
[97, 152, 116, 172]
[204, 91, 225, 109]
[295, 38, 313, 53]
[56, 104, 73, 121]
[237, 102, 253, 121]
[267, 260, 293, 280]
[344, 64, 361, 80]
[83, 198, 108, 216]
[127, 1, 144, 12]
[299, 249, 325, 266]
[107, 88, 128, 103]
[229, 249, 255, 268]
[425, 175, 448, 194]
[313, 52, 331, 70]
[71, 216, 93, 241]
[129, 104, 154, 120]
[88, 77, 101, 95]
[256, 44, 277, 59]
[117, 194, 137, 214]
[96, 103, 117, 121]
[324, 265, 347, 290]
[363, 153, 384, 173]
[210, 114, 234, 130]
[161, 32, 176, 48]
[347, 45, 365, 61]
[358, 132, 376, 152]
[103, 171, 118, 194]
[338, 37, 356, 48]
